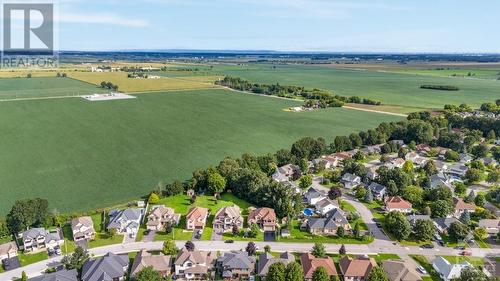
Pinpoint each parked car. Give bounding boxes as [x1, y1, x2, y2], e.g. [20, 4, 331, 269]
[421, 244, 434, 249]
[461, 251, 472, 256]
[417, 266, 427, 274]
[454, 246, 465, 250]
[225, 240, 234, 244]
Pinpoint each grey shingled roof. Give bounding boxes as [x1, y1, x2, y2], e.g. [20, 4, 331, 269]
[217, 251, 255, 270]
[28, 269, 78, 281]
[307, 209, 348, 230]
[81, 253, 128, 281]
[369, 182, 387, 193]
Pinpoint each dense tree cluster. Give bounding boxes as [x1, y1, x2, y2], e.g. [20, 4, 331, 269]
[99, 81, 119, 91]
[216, 76, 381, 108]
[420, 85, 460, 91]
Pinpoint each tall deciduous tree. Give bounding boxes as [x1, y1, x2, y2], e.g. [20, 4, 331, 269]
[267, 262, 285, 281]
[312, 242, 326, 258]
[284, 262, 304, 281]
[312, 266, 330, 281]
[136, 266, 162, 281]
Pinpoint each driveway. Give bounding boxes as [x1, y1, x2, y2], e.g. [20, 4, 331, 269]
[141, 230, 155, 242]
[343, 195, 390, 241]
[211, 230, 223, 241]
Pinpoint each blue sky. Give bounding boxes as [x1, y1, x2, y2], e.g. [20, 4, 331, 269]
[51, 0, 500, 52]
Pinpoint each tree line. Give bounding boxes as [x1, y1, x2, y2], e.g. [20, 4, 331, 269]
[420, 85, 460, 91]
[99, 81, 119, 91]
[215, 76, 381, 108]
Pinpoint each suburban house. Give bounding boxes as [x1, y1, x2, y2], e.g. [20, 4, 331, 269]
[386, 158, 405, 169]
[384, 196, 412, 213]
[20, 228, 64, 252]
[341, 173, 361, 189]
[271, 164, 300, 182]
[429, 173, 452, 190]
[361, 145, 382, 155]
[368, 182, 387, 200]
[305, 209, 350, 235]
[107, 208, 144, 237]
[256, 252, 295, 278]
[459, 153, 473, 163]
[186, 207, 209, 231]
[448, 163, 469, 178]
[434, 161, 449, 172]
[416, 144, 431, 155]
[82, 252, 129, 281]
[480, 157, 498, 167]
[28, 269, 78, 281]
[130, 250, 172, 278]
[146, 205, 181, 231]
[304, 187, 327, 205]
[433, 217, 459, 234]
[248, 207, 277, 232]
[406, 215, 431, 227]
[300, 253, 337, 280]
[366, 166, 379, 181]
[452, 198, 475, 218]
[0, 242, 17, 262]
[432, 256, 471, 281]
[382, 260, 421, 281]
[71, 216, 96, 242]
[339, 256, 377, 281]
[174, 248, 215, 280]
[478, 219, 500, 235]
[314, 197, 339, 215]
[320, 155, 340, 168]
[216, 251, 256, 280]
[213, 205, 244, 233]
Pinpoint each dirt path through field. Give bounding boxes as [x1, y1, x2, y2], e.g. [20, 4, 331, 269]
[342, 105, 408, 117]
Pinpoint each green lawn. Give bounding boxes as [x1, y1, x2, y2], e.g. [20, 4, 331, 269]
[18, 251, 49, 267]
[0, 88, 401, 215]
[279, 220, 373, 244]
[154, 193, 254, 241]
[213, 63, 500, 112]
[441, 255, 484, 267]
[88, 233, 123, 248]
[409, 255, 440, 281]
[0, 77, 105, 100]
[340, 201, 368, 230]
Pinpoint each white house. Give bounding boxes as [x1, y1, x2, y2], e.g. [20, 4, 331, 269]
[340, 173, 361, 189]
[304, 187, 327, 205]
[174, 248, 215, 280]
[315, 198, 339, 215]
[107, 208, 144, 238]
[432, 256, 471, 281]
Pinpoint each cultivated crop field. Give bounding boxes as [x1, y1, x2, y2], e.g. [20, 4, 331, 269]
[211, 64, 500, 113]
[0, 89, 401, 214]
[69, 72, 220, 92]
[0, 77, 106, 100]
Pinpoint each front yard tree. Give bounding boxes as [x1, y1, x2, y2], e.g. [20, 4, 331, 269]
[449, 222, 469, 242]
[299, 175, 313, 189]
[430, 200, 452, 218]
[471, 144, 489, 159]
[464, 191, 475, 203]
[459, 210, 471, 225]
[414, 219, 435, 241]
[475, 194, 486, 207]
[312, 242, 326, 258]
[465, 168, 482, 183]
[423, 161, 438, 176]
[457, 266, 490, 281]
[246, 242, 257, 256]
[312, 266, 329, 281]
[207, 170, 226, 195]
[267, 262, 285, 281]
[401, 185, 424, 206]
[385, 211, 411, 240]
[339, 244, 346, 255]
[264, 245, 271, 253]
[367, 267, 389, 281]
[364, 189, 373, 203]
[162, 240, 178, 255]
[136, 266, 161, 281]
[328, 187, 342, 200]
[402, 160, 414, 173]
[185, 241, 195, 251]
[62, 246, 89, 271]
[284, 262, 304, 281]
[336, 226, 345, 237]
[474, 227, 488, 241]
[487, 170, 500, 183]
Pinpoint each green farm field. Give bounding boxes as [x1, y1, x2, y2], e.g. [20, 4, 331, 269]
[0, 88, 401, 214]
[211, 64, 500, 113]
[0, 77, 106, 100]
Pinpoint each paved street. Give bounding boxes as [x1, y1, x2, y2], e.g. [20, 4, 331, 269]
[2, 194, 499, 280]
